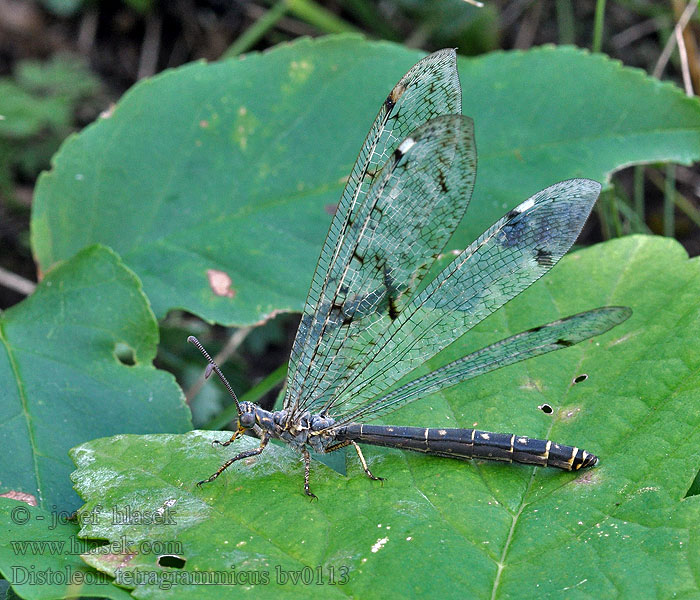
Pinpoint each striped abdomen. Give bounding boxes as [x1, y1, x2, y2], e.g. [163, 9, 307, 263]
[333, 424, 597, 471]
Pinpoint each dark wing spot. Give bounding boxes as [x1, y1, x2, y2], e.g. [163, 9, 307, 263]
[501, 219, 526, 247]
[437, 169, 448, 193]
[330, 302, 354, 328]
[535, 248, 555, 267]
[388, 297, 399, 321]
[383, 265, 401, 320]
[388, 82, 405, 105]
[556, 338, 575, 347]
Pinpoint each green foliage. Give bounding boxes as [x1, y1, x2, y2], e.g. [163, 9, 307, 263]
[0, 501, 132, 599]
[38, 0, 84, 17]
[38, 0, 153, 17]
[31, 36, 700, 326]
[1, 35, 699, 599]
[50, 236, 698, 598]
[0, 55, 99, 202]
[393, 0, 500, 53]
[0, 246, 191, 512]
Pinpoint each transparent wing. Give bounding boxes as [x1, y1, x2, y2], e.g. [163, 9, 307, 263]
[284, 49, 466, 414]
[332, 306, 631, 424]
[286, 115, 476, 417]
[317, 178, 603, 419]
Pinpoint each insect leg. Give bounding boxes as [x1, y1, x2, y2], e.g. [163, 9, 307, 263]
[197, 433, 270, 487]
[325, 440, 352, 452]
[351, 441, 385, 483]
[301, 447, 318, 500]
[211, 427, 244, 447]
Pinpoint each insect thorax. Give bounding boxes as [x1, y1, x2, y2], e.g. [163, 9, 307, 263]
[241, 402, 336, 453]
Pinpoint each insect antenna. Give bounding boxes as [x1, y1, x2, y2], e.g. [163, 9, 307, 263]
[187, 336, 241, 414]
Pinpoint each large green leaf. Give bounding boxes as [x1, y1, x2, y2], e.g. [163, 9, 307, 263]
[0, 245, 191, 512]
[67, 236, 700, 598]
[31, 36, 700, 326]
[0, 500, 133, 600]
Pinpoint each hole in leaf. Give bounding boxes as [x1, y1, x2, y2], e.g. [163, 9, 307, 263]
[157, 555, 186, 569]
[538, 403, 553, 414]
[573, 374, 588, 384]
[114, 342, 135, 366]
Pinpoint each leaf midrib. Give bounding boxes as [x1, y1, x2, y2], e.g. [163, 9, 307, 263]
[0, 321, 41, 506]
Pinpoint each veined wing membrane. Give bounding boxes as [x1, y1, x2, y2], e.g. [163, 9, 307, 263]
[321, 179, 602, 418]
[285, 49, 463, 415]
[288, 115, 477, 417]
[334, 306, 631, 424]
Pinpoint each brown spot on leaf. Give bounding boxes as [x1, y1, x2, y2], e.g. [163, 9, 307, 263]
[325, 203, 338, 215]
[206, 269, 235, 298]
[199, 120, 209, 128]
[574, 470, 598, 485]
[86, 552, 137, 570]
[1, 491, 37, 506]
[520, 378, 544, 392]
[560, 406, 582, 421]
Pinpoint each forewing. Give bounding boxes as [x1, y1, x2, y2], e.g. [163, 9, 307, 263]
[334, 306, 631, 424]
[287, 115, 477, 416]
[284, 49, 465, 413]
[321, 179, 603, 419]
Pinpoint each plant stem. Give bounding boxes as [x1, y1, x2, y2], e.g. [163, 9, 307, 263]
[592, 0, 607, 52]
[664, 163, 676, 237]
[647, 167, 700, 228]
[556, 0, 575, 44]
[284, 0, 361, 34]
[633, 165, 645, 225]
[222, 1, 289, 58]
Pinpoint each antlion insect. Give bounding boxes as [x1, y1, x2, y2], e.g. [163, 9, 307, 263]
[190, 49, 631, 498]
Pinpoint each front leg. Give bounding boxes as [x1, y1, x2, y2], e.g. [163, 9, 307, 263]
[301, 447, 318, 500]
[197, 433, 270, 487]
[211, 427, 244, 447]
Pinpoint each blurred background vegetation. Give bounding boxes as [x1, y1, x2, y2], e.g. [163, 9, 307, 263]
[1, 0, 698, 429]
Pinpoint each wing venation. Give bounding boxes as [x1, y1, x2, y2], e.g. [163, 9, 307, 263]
[317, 179, 602, 419]
[333, 306, 631, 424]
[284, 50, 467, 415]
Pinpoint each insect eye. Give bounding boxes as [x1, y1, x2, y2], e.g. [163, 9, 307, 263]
[240, 412, 255, 428]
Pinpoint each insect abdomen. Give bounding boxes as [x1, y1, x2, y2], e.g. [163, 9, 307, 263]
[335, 424, 597, 471]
